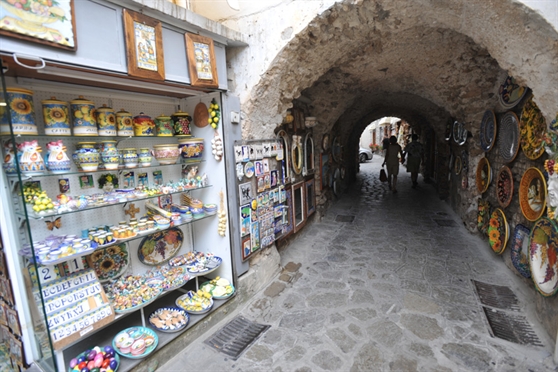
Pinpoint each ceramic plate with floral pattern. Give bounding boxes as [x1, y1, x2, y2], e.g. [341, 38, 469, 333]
[511, 224, 531, 278]
[498, 76, 529, 109]
[519, 97, 547, 160]
[89, 243, 129, 283]
[519, 167, 547, 221]
[496, 166, 514, 208]
[487, 208, 509, 255]
[477, 198, 491, 236]
[529, 217, 558, 296]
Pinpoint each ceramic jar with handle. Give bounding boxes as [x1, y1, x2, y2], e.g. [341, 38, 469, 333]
[172, 110, 192, 136]
[74, 142, 100, 172]
[97, 104, 117, 136]
[133, 112, 155, 136]
[100, 140, 119, 170]
[155, 114, 174, 136]
[46, 140, 71, 173]
[42, 96, 71, 136]
[0, 87, 38, 135]
[116, 109, 134, 136]
[71, 96, 98, 136]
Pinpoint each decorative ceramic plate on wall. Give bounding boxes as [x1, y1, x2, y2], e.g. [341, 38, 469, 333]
[519, 97, 547, 160]
[496, 166, 514, 208]
[89, 243, 129, 283]
[529, 217, 558, 296]
[477, 198, 491, 236]
[453, 121, 467, 146]
[322, 134, 330, 151]
[511, 224, 531, 279]
[454, 156, 462, 175]
[519, 167, 547, 221]
[498, 111, 520, 163]
[138, 228, 184, 266]
[479, 110, 497, 152]
[487, 208, 509, 255]
[445, 118, 452, 142]
[498, 75, 529, 109]
[476, 157, 492, 194]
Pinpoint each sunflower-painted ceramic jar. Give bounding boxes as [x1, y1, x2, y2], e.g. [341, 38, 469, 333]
[0, 87, 38, 135]
[172, 110, 192, 136]
[155, 114, 174, 136]
[116, 109, 134, 136]
[70, 96, 97, 136]
[42, 96, 70, 136]
[96, 104, 117, 136]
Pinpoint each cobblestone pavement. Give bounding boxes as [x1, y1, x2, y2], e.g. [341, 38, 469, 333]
[160, 156, 558, 372]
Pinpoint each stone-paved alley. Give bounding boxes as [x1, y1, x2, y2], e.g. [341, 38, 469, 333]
[160, 156, 558, 372]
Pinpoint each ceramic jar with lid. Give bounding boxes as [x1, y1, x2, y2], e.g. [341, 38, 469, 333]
[116, 109, 134, 136]
[155, 114, 174, 136]
[70, 96, 98, 136]
[172, 110, 192, 136]
[133, 112, 155, 136]
[42, 96, 71, 136]
[0, 87, 38, 135]
[96, 104, 117, 136]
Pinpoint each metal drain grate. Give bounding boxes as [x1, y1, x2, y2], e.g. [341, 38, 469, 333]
[335, 215, 355, 223]
[433, 219, 457, 227]
[204, 316, 270, 360]
[482, 307, 543, 346]
[472, 280, 520, 311]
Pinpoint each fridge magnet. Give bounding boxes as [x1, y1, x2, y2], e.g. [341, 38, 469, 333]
[153, 170, 163, 185]
[263, 158, 270, 174]
[97, 173, 119, 192]
[58, 178, 70, 194]
[241, 215, 250, 237]
[236, 163, 244, 181]
[255, 144, 264, 160]
[249, 145, 257, 160]
[274, 205, 284, 218]
[271, 170, 278, 187]
[45, 217, 62, 231]
[255, 161, 263, 177]
[138, 172, 148, 187]
[257, 176, 265, 193]
[0, 0, 77, 51]
[79, 175, 93, 189]
[123, 9, 165, 81]
[257, 194, 264, 208]
[264, 174, 271, 190]
[234, 146, 243, 163]
[242, 146, 250, 162]
[251, 206, 258, 222]
[185, 33, 219, 88]
[276, 141, 284, 161]
[270, 141, 278, 157]
[6, 307, 21, 337]
[239, 182, 254, 205]
[279, 185, 286, 203]
[262, 143, 271, 157]
[244, 162, 255, 178]
[241, 204, 251, 219]
[251, 199, 258, 211]
[269, 188, 278, 203]
[251, 222, 260, 251]
[0, 302, 6, 326]
[262, 191, 270, 205]
[241, 236, 251, 260]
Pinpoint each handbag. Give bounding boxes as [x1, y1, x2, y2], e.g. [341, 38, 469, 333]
[379, 167, 387, 182]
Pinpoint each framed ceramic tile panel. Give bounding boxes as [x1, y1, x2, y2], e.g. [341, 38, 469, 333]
[185, 33, 219, 88]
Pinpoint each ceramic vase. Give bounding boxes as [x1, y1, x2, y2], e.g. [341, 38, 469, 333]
[155, 114, 174, 136]
[122, 148, 138, 168]
[0, 87, 38, 135]
[152, 144, 180, 165]
[74, 142, 99, 172]
[116, 109, 134, 136]
[2, 140, 18, 175]
[42, 96, 71, 136]
[46, 140, 71, 173]
[18, 140, 45, 175]
[172, 111, 192, 136]
[178, 137, 204, 160]
[96, 104, 117, 136]
[138, 148, 152, 167]
[118, 149, 125, 169]
[70, 96, 98, 136]
[100, 140, 119, 170]
[133, 113, 155, 136]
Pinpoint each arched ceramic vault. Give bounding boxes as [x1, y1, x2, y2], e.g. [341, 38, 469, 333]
[241, 0, 558, 143]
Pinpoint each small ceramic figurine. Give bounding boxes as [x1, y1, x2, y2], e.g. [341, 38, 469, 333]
[18, 140, 45, 175]
[46, 140, 71, 173]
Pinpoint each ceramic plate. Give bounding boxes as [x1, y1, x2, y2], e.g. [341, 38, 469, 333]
[479, 110, 497, 152]
[496, 166, 514, 208]
[113, 287, 162, 314]
[444, 118, 452, 142]
[322, 134, 330, 151]
[477, 198, 491, 236]
[511, 224, 531, 278]
[148, 307, 190, 333]
[498, 76, 529, 109]
[200, 281, 236, 300]
[186, 256, 222, 275]
[113, 326, 158, 359]
[498, 111, 520, 163]
[476, 157, 491, 194]
[454, 156, 462, 176]
[176, 291, 214, 315]
[529, 217, 558, 296]
[519, 167, 547, 221]
[244, 162, 255, 178]
[487, 208, 509, 255]
[453, 121, 467, 146]
[90, 243, 129, 283]
[137, 227, 183, 266]
[520, 97, 547, 160]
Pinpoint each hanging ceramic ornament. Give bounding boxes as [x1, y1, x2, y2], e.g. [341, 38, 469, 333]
[212, 131, 223, 161]
[217, 190, 227, 237]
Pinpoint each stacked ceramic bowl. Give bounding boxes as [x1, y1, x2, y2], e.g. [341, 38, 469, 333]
[203, 204, 217, 215]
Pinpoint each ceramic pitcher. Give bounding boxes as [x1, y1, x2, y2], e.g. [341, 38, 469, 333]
[46, 140, 71, 173]
[71, 96, 98, 136]
[73, 142, 99, 172]
[18, 140, 45, 175]
[100, 140, 119, 170]
[42, 96, 71, 136]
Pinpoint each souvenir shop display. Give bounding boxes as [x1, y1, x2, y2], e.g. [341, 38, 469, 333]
[479, 110, 497, 152]
[529, 218, 558, 296]
[497, 111, 520, 163]
[487, 208, 509, 255]
[519, 97, 547, 160]
[496, 166, 514, 208]
[476, 157, 492, 194]
[511, 224, 531, 279]
[519, 167, 546, 221]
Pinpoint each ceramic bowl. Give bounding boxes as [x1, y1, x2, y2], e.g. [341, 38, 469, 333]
[152, 144, 180, 165]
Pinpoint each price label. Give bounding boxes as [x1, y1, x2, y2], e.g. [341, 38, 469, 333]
[38, 265, 61, 285]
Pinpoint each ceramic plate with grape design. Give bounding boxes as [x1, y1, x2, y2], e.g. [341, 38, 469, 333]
[138, 228, 183, 266]
[529, 218, 558, 296]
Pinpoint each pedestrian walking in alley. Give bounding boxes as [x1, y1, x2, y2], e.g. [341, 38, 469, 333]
[382, 135, 404, 193]
[404, 133, 424, 188]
